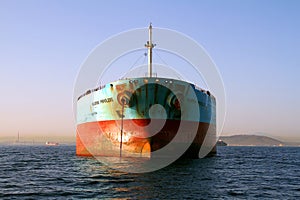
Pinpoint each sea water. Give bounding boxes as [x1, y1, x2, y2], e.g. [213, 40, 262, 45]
[0, 145, 299, 199]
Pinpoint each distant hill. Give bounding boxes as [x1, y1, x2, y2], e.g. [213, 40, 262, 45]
[219, 135, 284, 146]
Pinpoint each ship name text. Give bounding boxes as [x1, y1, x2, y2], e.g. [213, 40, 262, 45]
[100, 97, 113, 103]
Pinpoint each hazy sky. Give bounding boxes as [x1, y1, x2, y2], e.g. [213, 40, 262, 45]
[0, 0, 299, 142]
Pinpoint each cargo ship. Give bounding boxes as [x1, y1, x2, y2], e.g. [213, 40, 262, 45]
[76, 24, 216, 158]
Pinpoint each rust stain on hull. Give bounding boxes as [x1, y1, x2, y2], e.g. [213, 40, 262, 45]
[76, 119, 216, 158]
[76, 77, 217, 159]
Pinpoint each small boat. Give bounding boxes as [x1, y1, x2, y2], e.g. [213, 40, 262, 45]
[216, 140, 227, 146]
[45, 141, 59, 146]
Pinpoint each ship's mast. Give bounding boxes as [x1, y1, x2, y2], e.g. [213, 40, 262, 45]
[145, 23, 155, 77]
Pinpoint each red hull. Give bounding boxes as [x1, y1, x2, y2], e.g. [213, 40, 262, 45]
[76, 119, 216, 158]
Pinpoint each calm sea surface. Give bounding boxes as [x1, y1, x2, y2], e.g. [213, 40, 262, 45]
[0, 145, 299, 199]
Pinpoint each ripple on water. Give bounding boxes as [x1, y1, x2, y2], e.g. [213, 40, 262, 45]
[0, 146, 299, 199]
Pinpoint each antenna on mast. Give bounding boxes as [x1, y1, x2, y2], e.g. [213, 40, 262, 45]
[145, 23, 155, 77]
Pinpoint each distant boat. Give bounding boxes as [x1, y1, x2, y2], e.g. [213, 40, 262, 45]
[216, 140, 227, 146]
[15, 131, 20, 143]
[45, 141, 59, 146]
